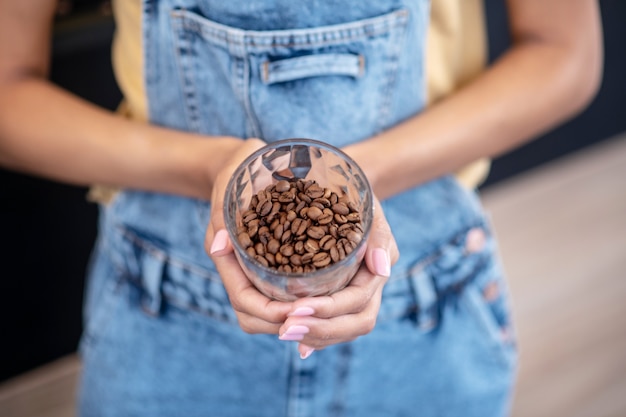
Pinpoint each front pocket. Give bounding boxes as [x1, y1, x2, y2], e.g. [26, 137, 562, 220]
[261, 53, 365, 85]
[79, 247, 125, 355]
[462, 281, 517, 367]
[170, 8, 414, 144]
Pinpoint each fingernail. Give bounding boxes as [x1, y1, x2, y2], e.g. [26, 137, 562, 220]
[210, 229, 228, 254]
[279, 325, 310, 341]
[300, 345, 315, 360]
[372, 248, 390, 277]
[288, 307, 315, 317]
[279, 333, 305, 341]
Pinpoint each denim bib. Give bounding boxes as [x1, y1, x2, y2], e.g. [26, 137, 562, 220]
[108, 0, 484, 274]
[79, 2, 517, 416]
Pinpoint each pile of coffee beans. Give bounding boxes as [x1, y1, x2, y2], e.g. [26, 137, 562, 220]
[237, 178, 364, 274]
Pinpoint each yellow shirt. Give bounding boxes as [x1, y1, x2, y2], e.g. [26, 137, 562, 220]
[109, 0, 490, 189]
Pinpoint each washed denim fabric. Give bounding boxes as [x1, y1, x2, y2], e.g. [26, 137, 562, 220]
[78, 1, 518, 416]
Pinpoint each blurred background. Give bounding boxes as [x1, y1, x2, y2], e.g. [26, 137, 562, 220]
[1, 0, 625, 416]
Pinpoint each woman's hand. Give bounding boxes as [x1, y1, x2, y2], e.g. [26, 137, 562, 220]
[276, 197, 399, 358]
[205, 138, 297, 334]
[208, 177, 399, 356]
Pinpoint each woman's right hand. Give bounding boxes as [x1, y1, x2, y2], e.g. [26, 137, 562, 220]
[204, 138, 298, 334]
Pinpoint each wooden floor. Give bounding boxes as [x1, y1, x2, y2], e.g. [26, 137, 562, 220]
[1, 133, 625, 417]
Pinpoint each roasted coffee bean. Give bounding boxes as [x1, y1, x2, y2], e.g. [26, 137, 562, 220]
[330, 246, 340, 263]
[301, 252, 314, 264]
[280, 244, 295, 257]
[332, 203, 350, 215]
[318, 208, 334, 225]
[258, 226, 270, 244]
[338, 223, 354, 236]
[346, 230, 363, 245]
[267, 239, 280, 255]
[257, 200, 272, 216]
[247, 219, 260, 238]
[295, 200, 306, 213]
[312, 252, 331, 267]
[347, 212, 361, 223]
[306, 184, 324, 199]
[307, 226, 326, 240]
[291, 218, 308, 236]
[254, 255, 269, 267]
[273, 223, 284, 240]
[334, 213, 348, 224]
[238, 232, 252, 249]
[304, 239, 320, 253]
[237, 178, 364, 273]
[275, 180, 291, 192]
[298, 192, 312, 204]
[294, 240, 305, 255]
[278, 191, 295, 203]
[290, 254, 303, 266]
[319, 235, 336, 251]
[309, 201, 325, 210]
[313, 197, 330, 207]
[242, 210, 257, 224]
[280, 230, 292, 244]
[275, 252, 284, 265]
[306, 206, 323, 221]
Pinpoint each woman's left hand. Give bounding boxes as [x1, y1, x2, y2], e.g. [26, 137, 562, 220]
[276, 197, 399, 359]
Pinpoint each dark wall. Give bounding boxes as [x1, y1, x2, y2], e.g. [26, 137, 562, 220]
[1, 1, 625, 382]
[0, 8, 118, 382]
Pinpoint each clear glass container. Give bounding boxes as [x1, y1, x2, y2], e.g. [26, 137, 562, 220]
[224, 138, 373, 301]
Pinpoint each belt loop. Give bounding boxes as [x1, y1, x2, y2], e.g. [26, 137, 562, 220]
[408, 266, 439, 332]
[140, 251, 165, 316]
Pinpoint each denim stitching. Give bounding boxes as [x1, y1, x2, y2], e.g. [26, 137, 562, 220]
[377, 12, 409, 132]
[142, 0, 154, 121]
[171, 14, 202, 132]
[172, 9, 409, 54]
[241, 56, 263, 138]
[115, 225, 220, 281]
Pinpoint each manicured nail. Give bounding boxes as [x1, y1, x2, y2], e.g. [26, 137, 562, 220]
[288, 307, 315, 317]
[279, 333, 305, 341]
[300, 345, 315, 360]
[210, 229, 228, 254]
[372, 248, 390, 277]
[279, 325, 310, 341]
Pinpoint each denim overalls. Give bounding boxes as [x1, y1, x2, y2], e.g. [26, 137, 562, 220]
[78, 1, 518, 416]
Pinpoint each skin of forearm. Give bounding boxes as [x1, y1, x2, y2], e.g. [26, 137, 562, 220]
[346, 33, 602, 201]
[0, 77, 241, 200]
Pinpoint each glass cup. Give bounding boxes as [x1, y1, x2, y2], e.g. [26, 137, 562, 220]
[224, 138, 373, 301]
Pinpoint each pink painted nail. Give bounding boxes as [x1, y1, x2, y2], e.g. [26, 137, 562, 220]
[279, 325, 310, 341]
[372, 248, 390, 277]
[279, 333, 305, 341]
[288, 307, 315, 317]
[300, 345, 315, 360]
[282, 325, 310, 336]
[210, 229, 229, 255]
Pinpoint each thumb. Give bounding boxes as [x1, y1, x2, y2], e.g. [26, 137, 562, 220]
[207, 228, 234, 258]
[364, 198, 398, 277]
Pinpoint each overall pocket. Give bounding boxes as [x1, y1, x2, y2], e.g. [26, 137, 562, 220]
[170, 8, 413, 145]
[428, 225, 518, 367]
